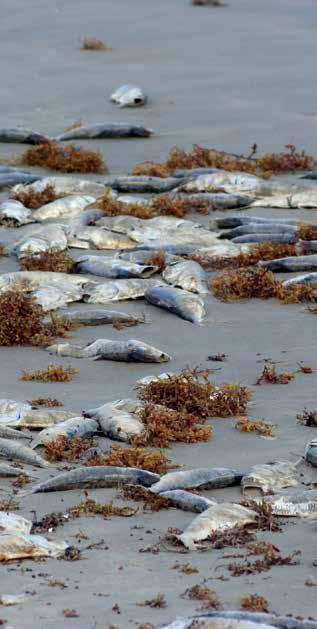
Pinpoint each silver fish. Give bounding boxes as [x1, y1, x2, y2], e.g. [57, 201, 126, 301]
[5, 409, 75, 430]
[177, 503, 257, 550]
[69, 226, 136, 250]
[263, 490, 317, 517]
[58, 308, 145, 326]
[110, 84, 147, 107]
[0, 271, 90, 292]
[178, 171, 261, 193]
[0, 200, 33, 225]
[0, 425, 31, 440]
[260, 255, 317, 273]
[282, 273, 317, 287]
[0, 438, 50, 468]
[151, 468, 243, 494]
[47, 338, 171, 363]
[74, 255, 157, 278]
[212, 215, 300, 229]
[251, 190, 317, 209]
[305, 439, 317, 466]
[0, 533, 69, 561]
[32, 195, 95, 221]
[0, 399, 31, 424]
[118, 250, 180, 265]
[165, 612, 317, 629]
[56, 122, 152, 140]
[0, 173, 39, 189]
[232, 233, 296, 244]
[173, 191, 252, 208]
[104, 175, 180, 193]
[0, 128, 50, 144]
[11, 225, 68, 257]
[95, 215, 144, 233]
[160, 490, 216, 513]
[84, 278, 162, 303]
[162, 260, 209, 294]
[221, 223, 297, 239]
[241, 461, 298, 495]
[84, 398, 144, 441]
[26, 465, 160, 493]
[0, 512, 32, 535]
[174, 167, 221, 177]
[145, 285, 206, 324]
[68, 208, 104, 232]
[32, 416, 99, 448]
[0, 463, 32, 478]
[32, 281, 83, 311]
[12, 177, 106, 199]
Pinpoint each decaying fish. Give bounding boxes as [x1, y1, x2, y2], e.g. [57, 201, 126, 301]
[32, 281, 84, 311]
[165, 611, 317, 629]
[0, 399, 31, 425]
[305, 439, 317, 467]
[0, 425, 31, 440]
[68, 208, 104, 233]
[241, 462, 298, 495]
[0, 533, 69, 561]
[0, 200, 33, 225]
[59, 308, 145, 327]
[162, 260, 209, 294]
[32, 194, 95, 221]
[251, 191, 317, 209]
[104, 175, 180, 193]
[74, 255, 157, 278]
[12, 176, 106, 199]
[0, 512, 32, 535]
[32, 416, 99, 448]
[0, 172, 39, 189]
[221, 223, 297, 240]
[174, 191, 252, 209]
[233, 233, 296, 244]
[68, 226, 136, 250]
[56, 122, 152, 140]
[84, 278, 162, 303]
[0, 127, 50, 144]
[282, 273, 317, 287]
[25, 465, 160, 493]
[124, 216, 220, 247]
[145, 285, 206, 324]
[11, 225, 68, 257]
[0, 463, 32, 478]
[212, 215, 299, 229]
[47, 338, 171, 363]
[110, 84, 147, 107]
[178, 171, 261, 194]
[160, 490, 216, 513]
[16, 409, 75, 430]
[260, 255, 317, 273]
[0, 271, 90, 292]
[84, 398, 144, 441]
[0, 438, 50, 467]
[177, 503, 257, 550]
[263, 490, 317, 517]
[118, 250, 180, 265]
[151, 468, 243, 494]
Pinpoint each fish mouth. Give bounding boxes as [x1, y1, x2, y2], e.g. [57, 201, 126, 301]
[242, 482, 265, 497]
[134, 98, 144, 105]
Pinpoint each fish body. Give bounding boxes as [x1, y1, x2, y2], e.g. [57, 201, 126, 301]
[0, 271, 90, 292]
[282, 272, 317, 287]
[69, 226, 136, 250]
[145, 285, 206, 324]
[162, 260, 209, 294]
[0, 438, 50, 467]
[212, 215, 299, 229]
[0, 425, 31, 440]
[32, 195, 95, 221]
[0, 200, 33, 225]
[0, 173, 39, 189]
[8, 409, 75, 430]
[32, 281, 83, 310]
[179, 171, 260, 194]
[241, 461, 298, 495]
[56, 122, 152, 140]
[174, 192, 252, 208]
[251, 190, 317, 209]
[150, 468, 243, 494]
[165, 612, 317, 629]
[305, 439, 317, 466]
[12, 177, 106, 199]
[0, 533, 68, 561]
[59, 308, 145, 326]
[232, 233, 296, 244]
[160, 490, 216, 513]
[32, 416, 99, 448]
[264, 490, 317, 517]
[260, 255, 317, 273]
[0, 463, 31, 478]
[177, 503, 257, 550]
[221, 224, 297, 240]
[84, 398, 144, 441]
[27, 465, 160, 493]
[74, 255, 157, 278]
[0, 399, 31, 425]
[110, 84, 147, 107]
[0, 128, 50, 144]
[11, 225, 68, 256]
[84, 278, 162, 303]
[0, 512, 32, 535]
[104, 175, 180, 193]
[118, 250, 180, 265]
[83, 338, 171, 363]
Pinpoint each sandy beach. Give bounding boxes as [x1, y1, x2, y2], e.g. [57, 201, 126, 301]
[0, 1, 317, 627]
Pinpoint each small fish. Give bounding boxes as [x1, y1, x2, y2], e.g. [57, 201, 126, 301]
[74, 255, 157, 278]
[160, 490, 216, 513]
[151, 468, 243, 494]
[104, 175, 180, 193]
[26, 465, 160, 493]
[69, 226, 136, 250]
[32, 416, 99, 448]
[241, 461, 298, 495]
[84, 278, 162, 303]
[32, 195, 95, 221]
[282, 273, 317, 287]
[145, 285, 206, 324]
[32, 281, 84, 311]
[0, 425, 31, 440]
[260, 255, 317, 273]
[0, 172, 39, 189]
[84, 398, 144, 441]
[221, 223, 297, 240]
[263, 490, 317, 517]
[11, 225, 68, 257]
[232, 233, 296, 244]
[0, 533, 69, 561]
[12, 177, 106, 199]
[0, 200, 34, 226]
[162, 260, 209, 294]
[5, 409, 75, 430]
[56, 122, 152, 140]
[59, 308, 145, 326]
[0, 438, 50, 467]
[0, 128, 50, 144]
[110, 84, 147, 107]
[305, 439, 317, 466]
[0, 463, 32, 478]
[0, 512, 32, 535]
[177, 503, 257, 550]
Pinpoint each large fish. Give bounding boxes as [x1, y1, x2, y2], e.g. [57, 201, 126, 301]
[282, 272, 317, 287]
[263, 490, 317, 517]
[74, 255, 157, 278]
[12, 177, 106, 199]
[162, 260, 209, 294]
[0, 463, 32, 478]
[151, 468, 243, 494]
[56, 122, 152, 140]
[110, 84, 147, 107]
[0, 127, 50, 144]
[68, 226, 136, 250]
[174, 192, 252, 208]
[0, 172, 39, 189]
[164, 615, 315, 629]
[32, 281, 84, 310]
[32, 194, 95, 221]
[260, 255, 317, 273]
[178, 171, 261, 194]
[0, 399, 31, 425]
[0, 438, 50, 467]
[0, 512, 32, 535]
[12, 409, 76, 430]
[104, 175, 180, 193]
[84, 398, 144, 441]
[0, 425, 31, 440]
[159, 490, 216, 513]
[232, 233, 296, 244]
[145, 285, 206, 324]
[221, 223, 297, 240]
[241, 462, 298, 495]
[0, 200, 34, 226]
[47, 339, 171, 363]
[212, 215, 300, 229]
[32, 416, 99, 448]
[84, 278, 162, 303]
[251, 190, 317, 209]
[11, 224, 68, 257]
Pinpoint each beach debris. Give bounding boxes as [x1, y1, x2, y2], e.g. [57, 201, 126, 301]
[138, 593, 167, 608]
[20, 141, 107, 174]
[0, 533, 69, 561]
[182, 584, 223, 610]
[255, 363, 295, 385]
[163, 612, 317, 629]
[3, 408, 75, 430]
[11, 225, 68, 257]
[0, 463, 31, 478]
[13, 182, 57, 208]
[56, 122, 152, 140]
[47, 339, 171, 363]
[110, 85, 147, 108]
[0, 593, 31, 606]
[235, 417, 275, 438]
[44, 435, 94, 462]
[297, 409, 317, 427]
[241, 462, 298, 495]
[86, 444, 176, 475]
[240, 594, 268, 612]
[151, 468, 243, 494]
[28, 397, 63, 407]
[81, 37, 108, 50]
[131, 403, 212, 448]
[84, 398, 145, 441]
[0, 199, 34, 226]
[21, 364, 78, 382]
[304, 439, 317, 466]
[0, 425, 31, 440]
[228, 546, 300, 576]
[208, 353, 227, 362]
[145, 285, 206, 324]
[0, 438, 50, 467]
[192, 0, 226, 6]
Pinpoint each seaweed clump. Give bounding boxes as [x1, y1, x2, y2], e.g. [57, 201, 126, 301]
[297, 408, 317, 427]
[69, 498, 136, 519]
[132, 403, 212, 448]
[257, 144, 315, 175]
[241, 593, 268, 612]
[85, 444, 178, 474]
[235, 417, 276, 437]
[13, 184, 58, 209]
[81, 37, 108, 50]
[195, 242, 298, 271]
[181, 585, 223, 611]
[228, 546, 300, 576]
[20, 249, 74, 273]
[44, 436, 93, 462]
[21, 364, 78, 383]
[256, 362, 295, 385]
[28, 397, 63, 407]
[20, 141, 107, 174]
[95, 191, 210, 219]
[121, 485, 173, 512]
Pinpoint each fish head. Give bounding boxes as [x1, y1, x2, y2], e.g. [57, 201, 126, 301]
[113, 86, 146, 107]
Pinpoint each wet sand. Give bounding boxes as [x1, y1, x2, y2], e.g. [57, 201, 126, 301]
[0, 1, 317, 627]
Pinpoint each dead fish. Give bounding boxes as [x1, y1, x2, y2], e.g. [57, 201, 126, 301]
[174, 192, 252, 208]
[174, 167, 221, 178]
[0, 271, 90, 292]
[0, 128, 50, 144]
[84, 278, 162, 303]
[0, 200, 33, 226]
[162, 260, 209, 294]
[86, 338, 170, 362]
[166, 612, 317, 629]
[0, 172, 39, 189]
[263, 490, 317, 517]
[282, 273, 317, 287]
[118, 250, 180, 265]
[26, 465, 160, 493]
[0, 512, 32, 534]
[69, 226, 136, 250]
[0, 425, 31, 440]
[17, 409, 75, 430]
[74, 255, 157, 278]
[68, 208, 104, 232]
[32, 195, 95, 221]
[177, 503, 257, 550]
[84, 398, 144, 441]
[110, 84, 147, 107]
[56, 122, 152, 140]
[232, 234, 296, 244]
[212, 215, 299, 229]
[134, 244, 200, 255]
[145, 285, 206, 324]
[95, 215, 144, 233]
[0, 399, 31, 424]
[305, 439, 317, 466]
[0, 463, 31, 478]
[12, 176, 106, 199]
[104, 175, 180, 193]
[301, 171, 317, 180]
[59, 308, 145, 326]
[0, 438, 50, 468]
[160, 490, 216, 513]
[32, 416, 98, 448]
[179, 171, 261, 194]
[221, 224, 297, 240]
[151, 468, 243, 494]
[241, 461, 298, 495]
[0, 533, 69, 561]
[11, 225, 68, 257]
[260, 255, 317, 273]
[251, 191, 317, 209]
[32, 281, 84, 311]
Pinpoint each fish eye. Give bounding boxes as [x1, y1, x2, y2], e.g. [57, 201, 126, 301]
[134, 97, 143, 104]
